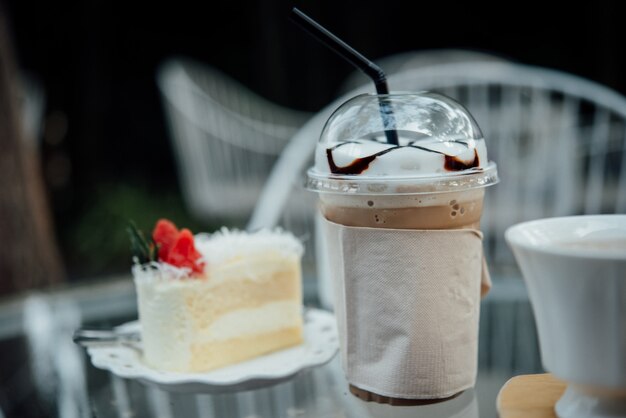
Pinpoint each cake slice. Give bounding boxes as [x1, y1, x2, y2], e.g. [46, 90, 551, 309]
[131, 220, 304, 372]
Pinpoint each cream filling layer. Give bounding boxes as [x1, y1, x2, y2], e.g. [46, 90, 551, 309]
[196, 300, 302, 343]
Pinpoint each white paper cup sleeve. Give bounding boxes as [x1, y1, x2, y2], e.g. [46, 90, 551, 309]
[323, 217, 486, 399]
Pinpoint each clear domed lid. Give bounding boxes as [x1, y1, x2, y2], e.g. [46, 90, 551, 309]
[307, 92, 498, 195]
[321, 92, 484, 145]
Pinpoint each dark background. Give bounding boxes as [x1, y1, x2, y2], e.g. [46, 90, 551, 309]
[4, 0, 626, 278]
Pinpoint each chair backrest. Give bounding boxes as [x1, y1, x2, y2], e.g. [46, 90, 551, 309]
[157, 59, 312, 223]
[340, 49, 506, 94]
[387, 62, 626, 272]
[249, 60, 626, 303]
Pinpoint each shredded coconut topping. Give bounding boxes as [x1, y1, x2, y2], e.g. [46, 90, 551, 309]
[131, 227, 303, 282]
[195, 227, 304, 265]
[132, 261, 192, 283]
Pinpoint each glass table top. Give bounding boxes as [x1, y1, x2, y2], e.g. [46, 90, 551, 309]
[88, 356, 512, 418]
[0, 276, 537, 417]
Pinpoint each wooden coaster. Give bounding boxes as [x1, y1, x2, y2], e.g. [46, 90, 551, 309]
[349, 384, 462, 406]
[496, 373, 567, 418]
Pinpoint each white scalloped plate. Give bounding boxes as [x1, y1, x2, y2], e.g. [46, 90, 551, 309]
[86, 309, 338, 393]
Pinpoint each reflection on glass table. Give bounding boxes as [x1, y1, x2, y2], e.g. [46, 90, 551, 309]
[89, 356, 512, 418]
[1, 275, 537, 418]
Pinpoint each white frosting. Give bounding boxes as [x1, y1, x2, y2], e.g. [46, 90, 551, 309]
[314, 137, 488, 178]
[135, 278, 193, 370]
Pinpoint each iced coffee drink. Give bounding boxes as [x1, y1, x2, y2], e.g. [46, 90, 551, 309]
[308, 92, 498, 404]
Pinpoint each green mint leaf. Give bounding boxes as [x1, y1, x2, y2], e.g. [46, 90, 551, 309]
[127, 221, 155, 264]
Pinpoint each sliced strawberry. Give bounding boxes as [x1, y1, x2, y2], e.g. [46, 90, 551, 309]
[152, 219, 180, 261]
[166, 228, 204, 274]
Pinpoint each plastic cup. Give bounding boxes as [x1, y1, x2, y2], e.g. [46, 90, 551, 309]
[307, 92, 498, 403]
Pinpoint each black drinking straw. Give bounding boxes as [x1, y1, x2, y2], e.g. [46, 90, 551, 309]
[291, 8, 399, 146]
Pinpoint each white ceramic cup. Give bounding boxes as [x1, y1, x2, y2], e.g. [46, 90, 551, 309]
[506, 215, 626, 418]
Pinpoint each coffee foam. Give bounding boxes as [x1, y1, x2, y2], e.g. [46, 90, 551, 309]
[506, 215, 626, 259]
[313, 137, 488, 178]
[555, 238, 626, 255]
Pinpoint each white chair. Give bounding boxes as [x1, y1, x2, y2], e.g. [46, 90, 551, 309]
[381, 62, 626, 272]
[249, 60, 626, 375]
[157, 59, 312, 223]
[250, 59, 626, 277]
[340, 49, 506, 93]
